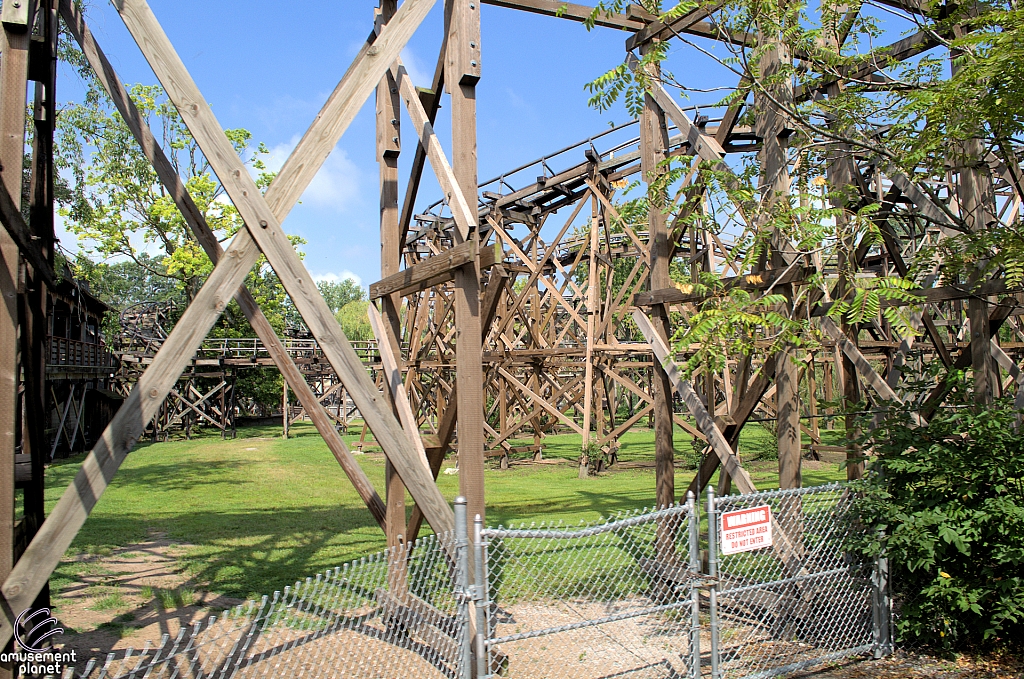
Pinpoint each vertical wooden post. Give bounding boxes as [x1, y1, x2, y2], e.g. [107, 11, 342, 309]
[755, 26, 800, 490]
[22, 3, 57, 606]
[282, 378, 289, 439]
[377, 0, 408, 562]
[580, 192, 598, 478]
[639, 43, 675, 511]
[448, 0, 485, 525]
[0, 3, 29, 669]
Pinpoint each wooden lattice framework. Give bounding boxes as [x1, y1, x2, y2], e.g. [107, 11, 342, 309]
[0, 0, 1022, 670]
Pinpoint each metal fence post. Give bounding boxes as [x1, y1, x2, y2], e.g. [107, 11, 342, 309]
[872, 528, 891, 658]
[473, 514, 488, 678]
[455, 497, 473, 679]
[687, 492, 701, 679]
[707, 485, 721, 679]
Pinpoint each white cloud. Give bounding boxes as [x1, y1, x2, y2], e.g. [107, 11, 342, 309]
[263, 135, 362, 212]
[314, 270, 362, 286]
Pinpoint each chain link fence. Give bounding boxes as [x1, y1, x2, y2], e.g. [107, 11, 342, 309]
[708, 483, 884, 679]
[63, 531, 466, 679]
[478, 501, 701, 679]
[61, 485, 890, 679]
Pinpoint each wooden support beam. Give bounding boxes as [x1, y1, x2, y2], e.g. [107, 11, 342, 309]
[0, 179, 56, 290]
[114, 0, 452, 530]
[634, 266, 815, 306]
[627, 53, 726, 164]
[633, 310, 756, 494]
[0, 12, 29, 671]
[626, 1, 727, 50]
[482, 0, 645, 30]
[393, 62, 476, 240]
[448, 0, 486, 529]
[369, 240, 500, 299]
[0, 0, 445, 646]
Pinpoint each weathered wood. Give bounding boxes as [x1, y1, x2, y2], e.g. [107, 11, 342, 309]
[0, 178, 56, 290]
[633, 310, 757, 495]
[0, 229, 262, 646]
[62, 0, 387, 529]
[447, 0, 486, 530]
[626, 1, 727, 48]
[393, 62, 475, 239]
[114, 0, 453, 534]
[628, 53, 726, 164]
[0, 18, 29, 672]
[370, 240, 501, 299]
[634, 266, 815, 306]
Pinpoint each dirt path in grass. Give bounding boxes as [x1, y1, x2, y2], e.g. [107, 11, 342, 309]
[50, 532, 245, 662]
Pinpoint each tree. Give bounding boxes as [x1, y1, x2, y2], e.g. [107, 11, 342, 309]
[579, 0, 1024, 374]
[56, 80, 275, 302]
[335, 301, 373, 342]
[317, 278, 366, 315]
[850, 382, 1024, 651]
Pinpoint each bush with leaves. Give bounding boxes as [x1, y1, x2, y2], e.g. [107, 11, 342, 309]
[849, 383, 1024, 652]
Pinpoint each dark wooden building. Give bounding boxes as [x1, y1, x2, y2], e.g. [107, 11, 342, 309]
[41, 274, 119, 457]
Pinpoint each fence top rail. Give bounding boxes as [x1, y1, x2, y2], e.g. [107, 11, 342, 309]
[716, 482, 848, 507]
[481, 503, 690, 540]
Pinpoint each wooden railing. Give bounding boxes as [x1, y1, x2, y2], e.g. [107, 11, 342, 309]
[48, 336, 115, 369]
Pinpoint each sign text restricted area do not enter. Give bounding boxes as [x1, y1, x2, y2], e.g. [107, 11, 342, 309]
[719, 505, 773, 555]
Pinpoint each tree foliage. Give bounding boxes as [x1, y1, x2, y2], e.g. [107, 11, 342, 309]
[850, 383, 1024, 652]
[579, 0, 1024, 375]
[56, 80, 275, 301]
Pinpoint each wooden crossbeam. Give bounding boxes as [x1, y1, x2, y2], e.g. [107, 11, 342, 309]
[369, 240, 500, 300]
[114, 0, 452, 531]
[0, 0, 444, 647]
[0, 177, 56, 290]
[60, 0, 388, 530]
[633, 310, 757, 494]
[635, 266, 815, 306]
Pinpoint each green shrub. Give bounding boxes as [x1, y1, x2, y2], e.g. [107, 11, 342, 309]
[850, 386, 1024, 652]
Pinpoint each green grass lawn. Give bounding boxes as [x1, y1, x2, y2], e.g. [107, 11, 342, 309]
[46, 420, 851, 601]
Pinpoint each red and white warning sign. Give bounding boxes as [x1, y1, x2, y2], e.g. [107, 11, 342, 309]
[719, 505, 773, 555]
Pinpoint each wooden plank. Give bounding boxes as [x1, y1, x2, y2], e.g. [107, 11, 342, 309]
[368, 303, 431, 469]
[370, 240, 501, 299]
[632, 310, 757, 494]
[625, 1, 727, 49]
[813, 279, 1024, 316]
[114, 0, 454, 535]
[393, 62, 476, 240]
[820, 317, 921, 417]
[627, 53, 726, 163]
[497, 368, 585, 435]
[634, 266, 815, 306]
[61, 0, 387, 529]
[481, 0, 645, 30]
[0, 19, 29, 672]
[0, 178, 56, 289]
[448, 0, 487, 531]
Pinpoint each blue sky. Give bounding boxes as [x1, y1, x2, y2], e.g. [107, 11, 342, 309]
[57, 1, 742, 287]
[58, 1, 918, 288]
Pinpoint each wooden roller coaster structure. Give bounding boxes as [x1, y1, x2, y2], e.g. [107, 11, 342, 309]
[0, 0, 1022, 673]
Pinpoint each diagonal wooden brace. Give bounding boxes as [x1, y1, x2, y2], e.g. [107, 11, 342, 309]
[61, 0, 387, 528]
[113, 0, 453, 534]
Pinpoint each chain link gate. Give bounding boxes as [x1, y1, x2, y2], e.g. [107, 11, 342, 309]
[62, 485, 889, 678]
[706, 483, 889, 679]
[475, 498, 703, 679]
